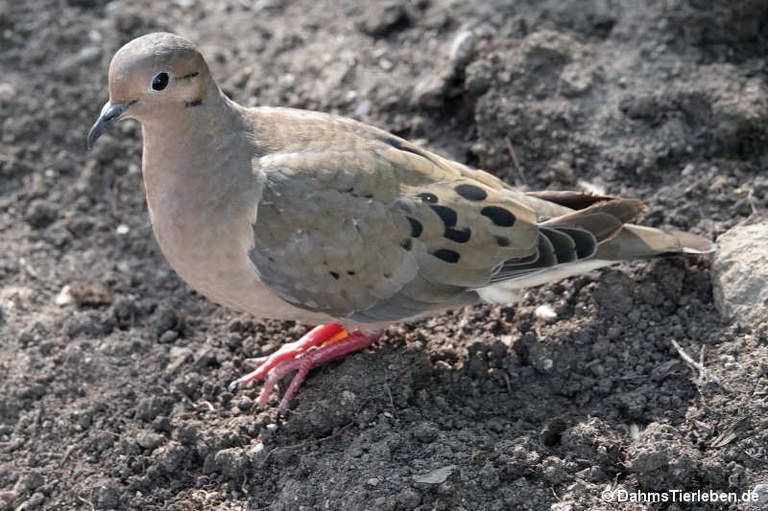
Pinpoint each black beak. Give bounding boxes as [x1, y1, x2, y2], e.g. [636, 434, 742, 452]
[86, 100, 134, 150]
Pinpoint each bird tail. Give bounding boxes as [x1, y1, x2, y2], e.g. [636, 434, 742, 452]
[529, 192, 716, 260]
[594, 224, 715, 260]
[476, 196, 715, 305]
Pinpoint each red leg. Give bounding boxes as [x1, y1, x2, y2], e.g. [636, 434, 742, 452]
[228, 323, 382, 413]
[227, 323, 345, 392]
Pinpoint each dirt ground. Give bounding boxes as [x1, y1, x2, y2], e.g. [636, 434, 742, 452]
[1, 0, 767, 510]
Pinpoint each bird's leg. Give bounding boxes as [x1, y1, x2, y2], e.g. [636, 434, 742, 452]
[228, 323, 382, 413]
[227, 324, 346, 394]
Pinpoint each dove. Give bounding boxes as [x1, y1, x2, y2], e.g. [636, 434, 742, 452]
[87, 33, 714, 413]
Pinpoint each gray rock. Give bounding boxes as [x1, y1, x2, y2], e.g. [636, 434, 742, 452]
[711, 223, 768, 327]
[135, 430, 165, 450]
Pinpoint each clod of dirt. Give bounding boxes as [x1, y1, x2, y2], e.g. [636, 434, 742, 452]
[592, 269, 635, 315]
[560, 418, 621, 466]
[55, 281, 112, 307]
[626, 423, 699, 488]
[412, 65, 455, 109]
[135, 430, 166, 450]
[24, 199, 58, 229]
[357, 2, 411, 37]
[213, 447, 251, 479]
[413, 464, 457, 485]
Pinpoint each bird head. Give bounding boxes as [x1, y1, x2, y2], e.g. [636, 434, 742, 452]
[87, 32, 212, 149]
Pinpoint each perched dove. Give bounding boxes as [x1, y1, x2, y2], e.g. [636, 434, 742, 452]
[88, 33, 714, 412]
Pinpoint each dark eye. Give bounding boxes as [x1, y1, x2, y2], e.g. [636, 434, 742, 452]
[151, 71, 170, 91]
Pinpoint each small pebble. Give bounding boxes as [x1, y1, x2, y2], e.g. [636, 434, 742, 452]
[535, 304, 557, 321]
[0, 83, 15, 106]
[449, 30, 476, 69]
[135, 430, 165, 450]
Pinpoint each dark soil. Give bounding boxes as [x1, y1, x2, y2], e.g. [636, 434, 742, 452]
[2, 1, 767, 510]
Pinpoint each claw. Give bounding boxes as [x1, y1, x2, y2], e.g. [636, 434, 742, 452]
[228, 323, 382, 412]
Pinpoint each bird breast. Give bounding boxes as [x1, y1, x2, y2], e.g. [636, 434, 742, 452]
[140, 134, 331, 324]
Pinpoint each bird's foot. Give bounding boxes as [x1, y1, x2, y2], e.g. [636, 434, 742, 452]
[228, 323, 382, 413]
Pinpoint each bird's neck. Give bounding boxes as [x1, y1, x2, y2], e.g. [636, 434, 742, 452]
[140, 88, 253, 206]
[138, 89, 261, 267]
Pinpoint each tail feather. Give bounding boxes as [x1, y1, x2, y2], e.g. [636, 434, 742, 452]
[478, 196, 715, 305]
[541, 199, 646, 242]
[595, 224, 715, 260]
[669, 229, 717, 255]
[526, 190, 617, 211]
[488, 199, 637, 284]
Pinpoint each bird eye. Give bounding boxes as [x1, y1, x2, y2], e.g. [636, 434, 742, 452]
[151, 71, 170, 91]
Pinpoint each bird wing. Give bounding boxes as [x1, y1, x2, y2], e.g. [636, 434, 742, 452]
[244, 108, 666, 324]
[245, 107, 571, 323]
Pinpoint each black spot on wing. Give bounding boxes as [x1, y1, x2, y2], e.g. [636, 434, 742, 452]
[430, 205, 457, 228]
[406, 216, 423, 237]
[454, 184, 488, 201]
[431, 248, 460, 263]
[481, 206, 516, 227]
[444, 227, 471, 243]
[494, 235, 511, 247]
[329, 271, 340, 280]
